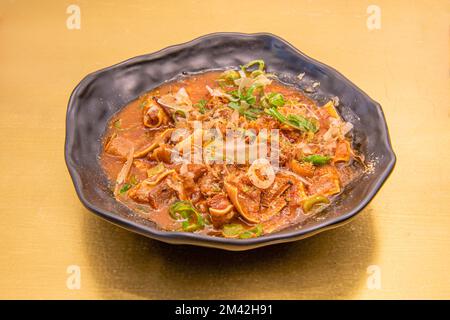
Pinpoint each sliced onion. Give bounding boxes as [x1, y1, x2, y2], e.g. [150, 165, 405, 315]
[114, 146, 134, 195]
[175, 87, 192, 107]
[247, 158, 275, 189]
[205, 85, 235, 101]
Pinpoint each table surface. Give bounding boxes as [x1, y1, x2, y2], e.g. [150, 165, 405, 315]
[1, 0, 449, 299]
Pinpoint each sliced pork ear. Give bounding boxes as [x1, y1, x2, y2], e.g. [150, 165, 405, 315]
[224, 182, 261, 223]
[148, 144, 173, 163]
[128, 172, 186, 208]
[307, 165, 341, 196]
[143, 101, 170, 128]
[133, 128, 174, 158]
[129, 179, 178, 209]
[258, 174, 292, 221]
[198, 172, 221, 197]
[207, 194, 235, 227]
[261, 175, 292, 207]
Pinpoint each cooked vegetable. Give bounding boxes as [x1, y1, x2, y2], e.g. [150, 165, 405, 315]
[119, 183, 132, 194]
[222, 223, 245, 237]
[262, 92, 285, 108]
[265, 107, 318, 132]
[222, 223, 263, 239]
[302, 195, 330, 212]
[322, 101, 339, 118]
[228, 100, 261, 120]
[241, 59, 265, 73]
[239, 224, 263, 239]
[195, 99, 208, 114]
[169, 201, 204, 232]
[303, 154, 331, 165]
[247, 158, 275, 189]
[218, 70, 240, 85]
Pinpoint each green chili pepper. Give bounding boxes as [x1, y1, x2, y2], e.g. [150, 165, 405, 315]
[239, 224, 263, 239]
[222, 224, 245, 237]
[222, 223, 263, 239]
[303, 195, 330, 212]
[169, 201, 204, 232]
[303, 154, 331, 165]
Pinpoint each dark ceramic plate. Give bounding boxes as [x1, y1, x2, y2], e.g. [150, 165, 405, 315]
[65, 32, 395, 251]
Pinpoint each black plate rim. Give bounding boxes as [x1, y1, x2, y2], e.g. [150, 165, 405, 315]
[64, 32, 396, 250]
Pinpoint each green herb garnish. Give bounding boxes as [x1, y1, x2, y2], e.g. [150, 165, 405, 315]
[267, 92, 284, 107]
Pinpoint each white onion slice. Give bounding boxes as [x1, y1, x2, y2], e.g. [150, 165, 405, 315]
[247, 158, 275, 189]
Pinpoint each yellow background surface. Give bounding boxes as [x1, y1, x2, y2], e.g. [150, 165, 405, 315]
[0, 0, 449, 299]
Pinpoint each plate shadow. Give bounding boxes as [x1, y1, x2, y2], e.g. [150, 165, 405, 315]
[82, 207, 376, 299]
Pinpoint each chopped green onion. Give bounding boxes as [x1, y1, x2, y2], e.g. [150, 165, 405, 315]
[119, 183, 131, 194]
[228, 101, 261, 121]
[262, 92, 285, 108]
[242, 59, 265, 72]
[265, 107, 317, 132]
[302, 154, 331, 165]
[195, 99, 208, 114]
[250, 70, 264, 78]
[287, 114, 318, 132]
[219, 70, 240, 84]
